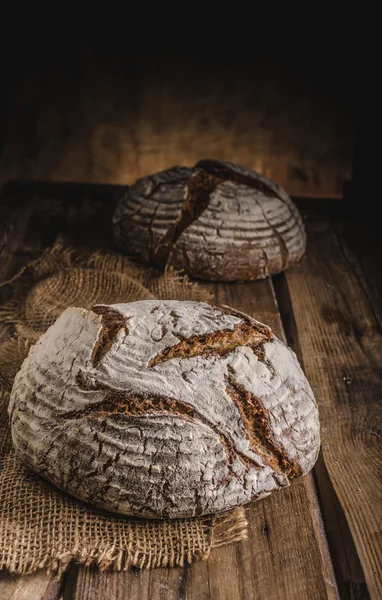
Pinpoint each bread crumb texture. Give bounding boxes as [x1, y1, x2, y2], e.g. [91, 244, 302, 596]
[9, 300, 320, 518]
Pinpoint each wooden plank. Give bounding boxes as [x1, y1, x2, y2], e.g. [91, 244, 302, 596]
[1, 46, 354, 197]
[0, 571, 61, 600]
[329, 202, 382, 329]
[276, 201, 382, 598]
[64, 564, 196, 600]
[66, 280, 337, 600]
[312, 452, 371, 599]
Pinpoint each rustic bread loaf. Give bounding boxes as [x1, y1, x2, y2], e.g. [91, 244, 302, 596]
[9, 300, 319, 519]
[112, 159, 306, 281]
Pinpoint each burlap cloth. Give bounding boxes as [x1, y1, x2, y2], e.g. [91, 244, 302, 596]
[0, 241, 247, 575]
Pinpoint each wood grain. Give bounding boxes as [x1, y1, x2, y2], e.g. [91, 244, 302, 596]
[277, 200, 382, 598]
[313, 453, 371, 599]
[0, 571, 61, 600]
[64, 564, 197, 600]
[329, 203, 382, 329]
[1, 46, 354, 198]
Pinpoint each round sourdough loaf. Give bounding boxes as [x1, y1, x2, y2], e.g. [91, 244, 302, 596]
[9, 300, 320, 519]
[112, 159, 306, 281]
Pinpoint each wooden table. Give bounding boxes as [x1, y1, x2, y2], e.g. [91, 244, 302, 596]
[0, 183, 380, 599]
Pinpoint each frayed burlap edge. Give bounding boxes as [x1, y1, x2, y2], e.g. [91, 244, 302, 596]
[2, 512, 248, 576]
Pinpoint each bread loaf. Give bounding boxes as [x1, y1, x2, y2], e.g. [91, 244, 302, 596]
[112, 159, 306, 281]
[9, 300, 319, 519]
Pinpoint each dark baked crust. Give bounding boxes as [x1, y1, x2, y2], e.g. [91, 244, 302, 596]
[112, 160, 306, 281]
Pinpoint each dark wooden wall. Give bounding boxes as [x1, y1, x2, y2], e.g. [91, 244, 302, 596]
[1, 44, 354, 197]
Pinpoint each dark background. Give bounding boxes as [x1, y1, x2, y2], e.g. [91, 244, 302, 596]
[1, 40, 357, 200]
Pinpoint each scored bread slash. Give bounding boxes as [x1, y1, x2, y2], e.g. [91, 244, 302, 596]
[9, 299, 320, 519]
[147, 308, 270, 368]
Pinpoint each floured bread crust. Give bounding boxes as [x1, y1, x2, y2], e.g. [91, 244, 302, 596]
[9, 300, 320, 518]
[112, 159, 306, 281]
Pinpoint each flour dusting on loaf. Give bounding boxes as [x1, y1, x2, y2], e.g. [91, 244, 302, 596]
[9, 300, 320, 518]
[112, 159, 306, 281]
